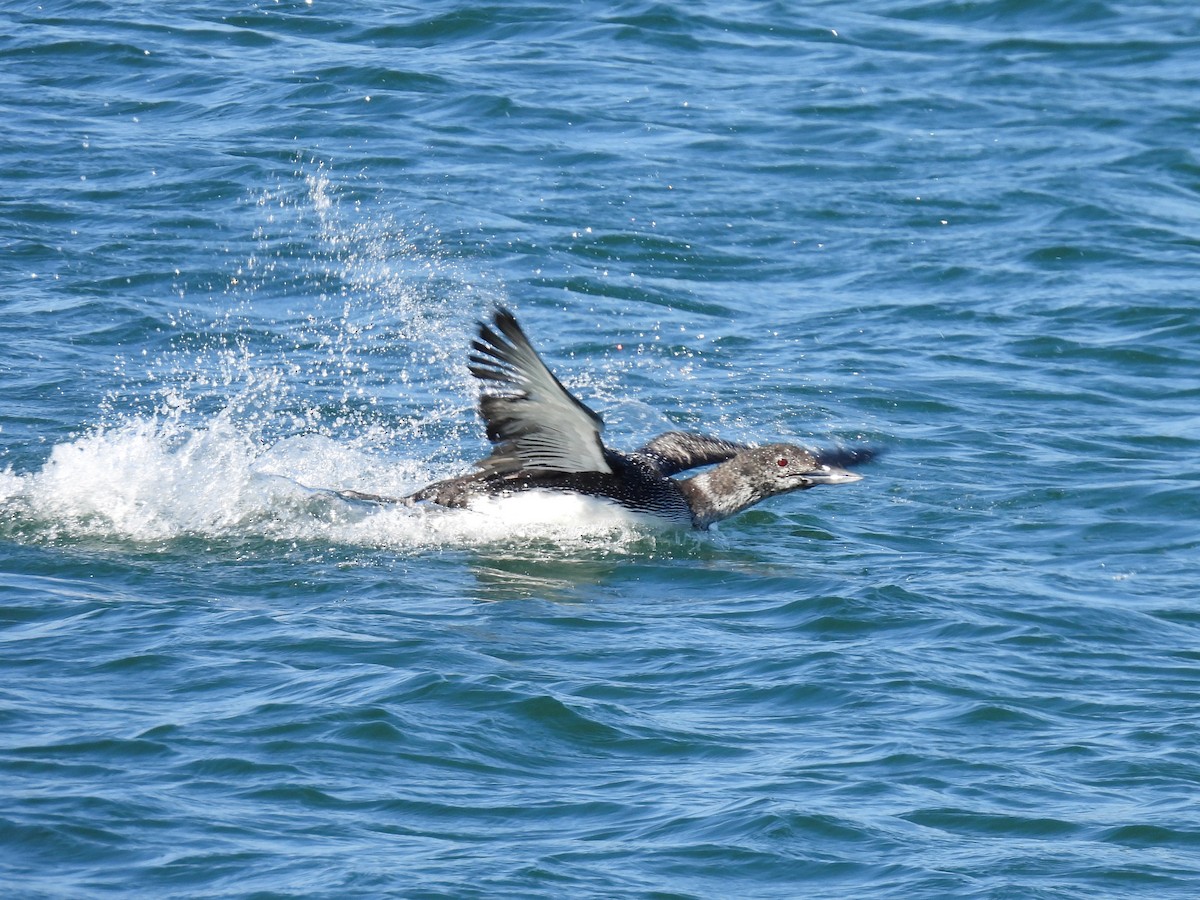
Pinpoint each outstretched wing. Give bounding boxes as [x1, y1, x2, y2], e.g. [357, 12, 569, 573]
[635, 431, 751, 476]
[468, 308, 612, 475]
[813, 445, 881, 470]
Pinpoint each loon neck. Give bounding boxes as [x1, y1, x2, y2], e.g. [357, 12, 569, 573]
[677, 458, 766, 529]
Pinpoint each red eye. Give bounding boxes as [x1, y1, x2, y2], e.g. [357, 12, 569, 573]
[777, 458, 789, 467]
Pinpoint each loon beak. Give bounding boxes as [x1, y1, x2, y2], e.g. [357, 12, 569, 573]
[803, 464, 862, 485]
[805, 445, 879, 485]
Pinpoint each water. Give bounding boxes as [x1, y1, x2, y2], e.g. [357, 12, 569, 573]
[3, 1, 1199, 896]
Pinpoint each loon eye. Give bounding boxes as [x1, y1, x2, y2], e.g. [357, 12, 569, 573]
[777, 457, 789, 467]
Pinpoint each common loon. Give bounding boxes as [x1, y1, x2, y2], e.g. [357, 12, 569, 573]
[340, 309, 876, 529]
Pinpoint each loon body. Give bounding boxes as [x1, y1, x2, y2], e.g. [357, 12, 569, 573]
[343, 309, 875, 529]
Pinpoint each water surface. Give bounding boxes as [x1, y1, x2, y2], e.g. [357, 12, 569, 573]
[2, 1, 1199, 896]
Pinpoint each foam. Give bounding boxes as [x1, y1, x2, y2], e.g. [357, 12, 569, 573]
[0, 411, 678, 553]
[0, 167, 686, 555]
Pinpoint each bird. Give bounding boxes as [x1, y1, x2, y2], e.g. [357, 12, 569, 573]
[338, 308, 876, 529]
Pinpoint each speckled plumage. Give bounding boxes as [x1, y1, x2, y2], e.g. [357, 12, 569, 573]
[343, 309, 876, 529]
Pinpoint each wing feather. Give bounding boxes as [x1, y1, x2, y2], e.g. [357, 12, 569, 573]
[468, 308, 612, 475]
[635, 431, 751, 476]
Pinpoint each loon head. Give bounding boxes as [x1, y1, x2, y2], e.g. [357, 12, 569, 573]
[740, 443, 864, 496]
[678, 441, 871, 529]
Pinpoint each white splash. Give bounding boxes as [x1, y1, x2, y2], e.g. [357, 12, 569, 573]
[0, 412, 672, 552]
[0, 165, 680, 556]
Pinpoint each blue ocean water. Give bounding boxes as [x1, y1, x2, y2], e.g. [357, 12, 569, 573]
[3, 0, 1199, 896]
